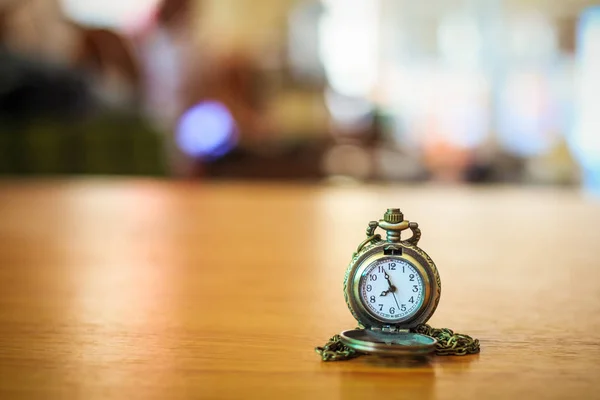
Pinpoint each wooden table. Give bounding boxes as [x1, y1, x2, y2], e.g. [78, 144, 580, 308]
[1, 180, 599, 399]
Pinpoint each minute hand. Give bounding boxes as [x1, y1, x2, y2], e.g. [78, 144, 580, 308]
[383, 271, 396, 292]
[391, 291, 401, 310]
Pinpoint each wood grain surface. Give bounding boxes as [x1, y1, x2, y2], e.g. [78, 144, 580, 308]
[1, 179, 599, 399]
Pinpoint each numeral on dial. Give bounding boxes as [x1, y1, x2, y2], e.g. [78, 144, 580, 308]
[389, 307, 395, 314]
[370, 296, 376, 303]
[409, 274, 415, 281]
[409, 296, 414, 304]
[412, 285, 418, 292]
[366, 284, 372, 292]
[370, 275, 377, 281]
[389, 263, 396, 270]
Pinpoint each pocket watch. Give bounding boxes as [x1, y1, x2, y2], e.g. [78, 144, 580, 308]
[316, 208, 480, 361]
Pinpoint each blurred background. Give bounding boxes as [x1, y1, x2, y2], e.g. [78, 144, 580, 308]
[0, 0, 599, 192]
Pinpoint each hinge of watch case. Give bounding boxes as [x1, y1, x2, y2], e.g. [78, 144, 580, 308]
[374, 326, 409, 333]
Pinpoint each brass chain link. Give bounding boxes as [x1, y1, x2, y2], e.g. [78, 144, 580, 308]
[315, 324, 480, 361]
[412, 324, 480, 356]
[315, 334, 360, 361]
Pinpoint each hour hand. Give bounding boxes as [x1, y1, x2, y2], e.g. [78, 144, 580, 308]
[380, 290, 390, 296]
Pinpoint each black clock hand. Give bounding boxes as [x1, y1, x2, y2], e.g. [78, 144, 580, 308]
[380, 289, 389, 296]
[383, 270, 397, 293]
[383, 268, 400, 310]
[391, 291, 401, 310]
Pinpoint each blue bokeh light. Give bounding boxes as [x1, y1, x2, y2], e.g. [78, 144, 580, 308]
[176, 101, 237, 159]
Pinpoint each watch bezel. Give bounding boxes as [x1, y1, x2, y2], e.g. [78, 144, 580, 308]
[344, 241, 441, 330]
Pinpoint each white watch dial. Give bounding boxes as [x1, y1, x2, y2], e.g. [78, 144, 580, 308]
[359, 258, 425, 322]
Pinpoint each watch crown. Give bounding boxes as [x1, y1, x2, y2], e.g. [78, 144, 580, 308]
[384, 208, 404, 224]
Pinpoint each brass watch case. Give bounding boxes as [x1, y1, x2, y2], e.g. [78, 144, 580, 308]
[343, 232, 441, 331]
[315, 209, 479, 361]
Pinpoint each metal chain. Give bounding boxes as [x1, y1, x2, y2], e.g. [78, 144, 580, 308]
[315, 324, 480, 361]
[412, 324, 480, 356]
[315, 334, 360, 361]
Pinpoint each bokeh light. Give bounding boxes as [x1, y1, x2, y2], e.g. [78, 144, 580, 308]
[497, 72, 559, 156]
[319, 0, 379, 98]
[570, 6, 600, 194]
[60, 0, 160, 29]
[176, 101, 238, 160]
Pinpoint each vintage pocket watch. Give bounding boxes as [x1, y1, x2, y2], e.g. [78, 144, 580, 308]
[316, 208, 480, 361]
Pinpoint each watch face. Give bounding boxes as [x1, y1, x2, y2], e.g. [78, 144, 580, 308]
[359, 257, 425, 323]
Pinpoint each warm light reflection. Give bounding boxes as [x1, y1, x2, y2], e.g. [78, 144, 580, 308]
[60, 184, 178, 385]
